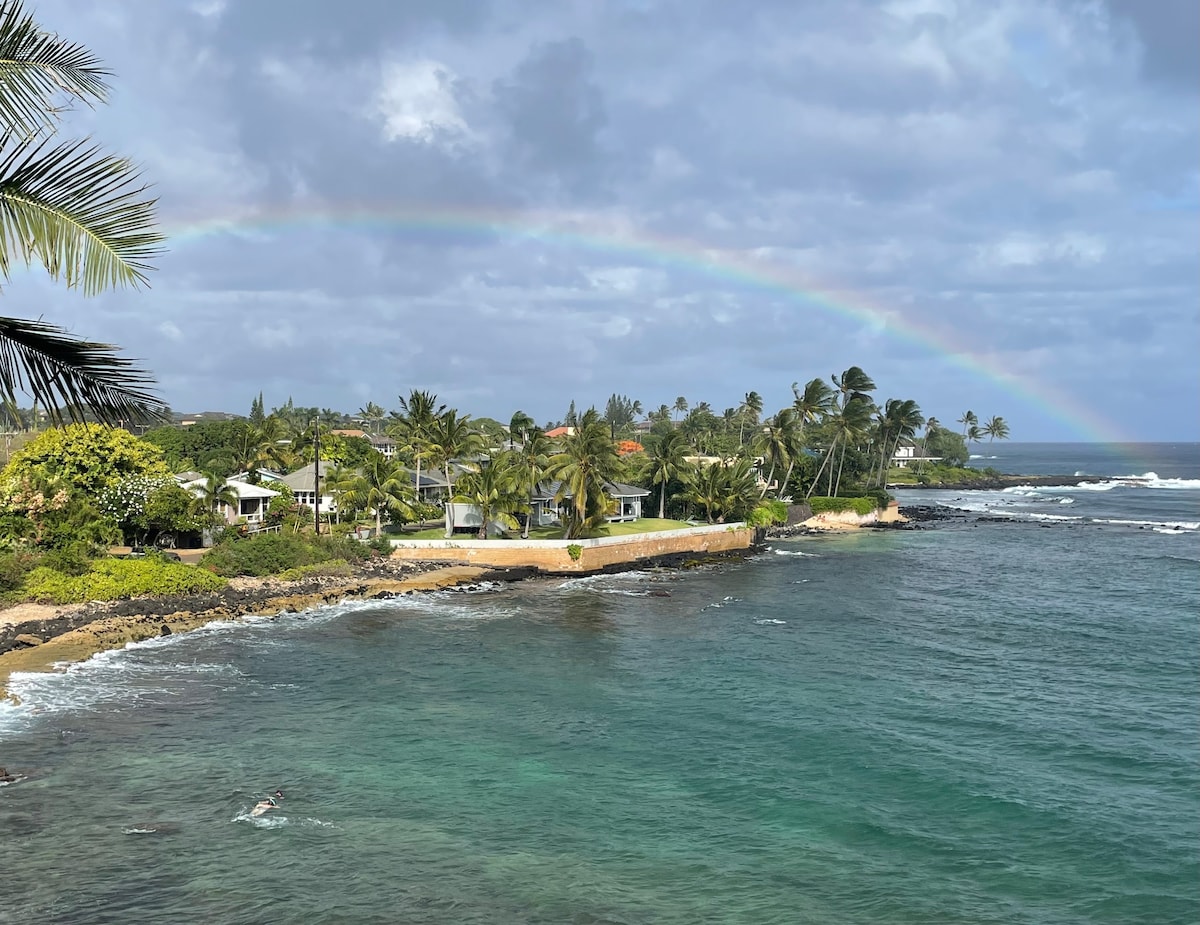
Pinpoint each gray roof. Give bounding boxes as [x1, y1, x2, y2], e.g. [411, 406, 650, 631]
[530, 479, 650, 501]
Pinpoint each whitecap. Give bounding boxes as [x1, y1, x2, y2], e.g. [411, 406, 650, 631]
[754, 619, 787, 626]
[1094, 518, 1199, 531]
[773, 548, 820, 557]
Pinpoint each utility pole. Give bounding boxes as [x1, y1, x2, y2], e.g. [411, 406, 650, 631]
[313, 418, 321, 536]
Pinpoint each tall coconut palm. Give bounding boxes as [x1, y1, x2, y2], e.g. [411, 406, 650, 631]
[807, 395, 872, 498]
[510, 424, 552, 537]
[340, 455, 414, 536]
[0, 1, 167, 424]
[755, 408, 799, 499]
[981, 415, 1010, 443]
[426, 409, 482, 537]
[391, 390, 445, 508]
[546, 408, 623, 539]
[738, 390, 763, 445]
[957, 410, 978, 438]
[357, 402, 386, 435]
[792, 377, 834, 435]
[875, 398, 924, 485]
[455, 452, 525, 539]
[673, 396, 688, 421]
[647, 429, 692, 519]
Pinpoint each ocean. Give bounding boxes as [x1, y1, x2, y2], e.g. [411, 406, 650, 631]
[1, 443, 1197, 924]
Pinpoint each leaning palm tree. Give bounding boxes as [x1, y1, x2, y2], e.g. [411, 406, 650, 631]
[0, 1, 167, 423]
[754, 408, 798, 499]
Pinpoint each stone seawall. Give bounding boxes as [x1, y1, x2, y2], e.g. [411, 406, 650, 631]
[388, 524, 761, 573]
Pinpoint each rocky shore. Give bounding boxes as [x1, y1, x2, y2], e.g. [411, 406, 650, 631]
[892, 473, 1095, 490]
[0, 559, 532, 698]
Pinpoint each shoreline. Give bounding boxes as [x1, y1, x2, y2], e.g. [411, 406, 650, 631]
[0, 544, 765, 699]
[0, 561, 518, 700]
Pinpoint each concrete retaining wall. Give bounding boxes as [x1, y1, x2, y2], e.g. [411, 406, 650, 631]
[387, 523, 758, 573]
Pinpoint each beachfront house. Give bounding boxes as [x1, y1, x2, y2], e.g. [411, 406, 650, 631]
[368, 434, 397, 459]
[272, 462, 337, 516]
[891, 445, 942, 468]
[179, 476, 280, 525]
[450, 479, 651, 535]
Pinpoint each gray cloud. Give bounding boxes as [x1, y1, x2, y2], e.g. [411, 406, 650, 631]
[14, 0, 1198, 439]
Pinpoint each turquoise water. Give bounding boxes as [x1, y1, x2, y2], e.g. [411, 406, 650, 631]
[2, 448, 1198, 923]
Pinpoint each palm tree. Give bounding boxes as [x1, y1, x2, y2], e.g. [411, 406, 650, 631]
[391, 390, 445, 507]
[982, 416, 1010, 443]
[739, 391, 763, 445]
[546, 408, 624, 539]
[510, 424, 552, 537]
[673, 396, 688, 421]
[357, 402, 386, 435]
[647, 429, 692, 519]
[199, 474, 238, 520]
[0, 1, 167, 424]
[875, 398, 924, 485]
[755, 408, 799, 499]
[680, 457, 758, 524]
[455, 452, 525, 539]
[340, 455, 414, 536]
[426, 409, 482, 537]
[957, 410, 978, 438]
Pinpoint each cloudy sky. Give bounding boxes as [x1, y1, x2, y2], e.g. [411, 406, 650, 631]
[18, 0, 1199, 439]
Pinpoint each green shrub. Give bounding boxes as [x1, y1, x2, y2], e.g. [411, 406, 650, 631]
[747, 499, 788, 527]
[0, 549, 38, 594]
[276, 559, 354, 581]
[199, 532, 370, 577]
[808, 496, 877, 516]
[566, 543, 583, 561]
[22, 558, 227, 605]
[39, 542, 96, 577]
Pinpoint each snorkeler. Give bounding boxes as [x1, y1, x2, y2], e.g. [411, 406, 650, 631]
[250, 790, 284, 817]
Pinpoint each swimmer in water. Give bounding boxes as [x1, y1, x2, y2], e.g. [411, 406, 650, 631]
[250, 791, 283, 817]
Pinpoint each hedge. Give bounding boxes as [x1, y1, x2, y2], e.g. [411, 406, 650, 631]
[807, 496, 878, 516]
[22, 558, 227, 605]
[200, 532, 371, 578]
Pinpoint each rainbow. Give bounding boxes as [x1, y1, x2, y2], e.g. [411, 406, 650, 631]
[165, 205, 1126, 443]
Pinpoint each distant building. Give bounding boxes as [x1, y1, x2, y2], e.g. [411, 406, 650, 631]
[891, 445, 941, 468]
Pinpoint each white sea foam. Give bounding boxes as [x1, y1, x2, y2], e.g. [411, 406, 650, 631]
[969, 455, 999, 460]
[0, 598, 382, 738]
[1008, 474, 1200, 493]
[1094, 518, 1199, 531]
[755, 618, 787, 626]
[773, 548, 820, 557]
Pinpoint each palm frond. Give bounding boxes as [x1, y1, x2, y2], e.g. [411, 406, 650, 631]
[0, 135, 162, 292]
[0, 0, 109, 138]
[0, 315, 169, 424]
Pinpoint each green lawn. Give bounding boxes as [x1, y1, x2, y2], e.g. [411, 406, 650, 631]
[395, 517, 693, 541]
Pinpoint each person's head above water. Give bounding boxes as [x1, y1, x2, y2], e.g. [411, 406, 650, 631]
[274, 790, 283, 799]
